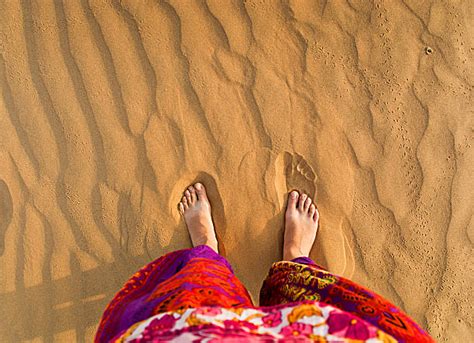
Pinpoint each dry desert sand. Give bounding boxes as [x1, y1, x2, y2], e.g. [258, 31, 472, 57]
[0, 0, 473, 342]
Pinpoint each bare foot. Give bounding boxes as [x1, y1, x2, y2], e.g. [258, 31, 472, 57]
[283, 190, 319, 260]
[178, 183, 218, 253]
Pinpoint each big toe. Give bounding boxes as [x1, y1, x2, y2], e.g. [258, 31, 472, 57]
[287, 191, 299, 210]
[194, 182, 208, 201]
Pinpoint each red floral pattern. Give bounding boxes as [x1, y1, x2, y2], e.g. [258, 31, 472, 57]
[96, 246, 433, 342]
[116, 303, 393, 342]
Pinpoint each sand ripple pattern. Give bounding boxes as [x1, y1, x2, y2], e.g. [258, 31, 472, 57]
[0, 1, 472, 342]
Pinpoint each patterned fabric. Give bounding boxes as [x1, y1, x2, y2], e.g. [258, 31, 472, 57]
[260, 259, 434, 343]
[95, 246, 252, 342]
[95, 245, 434, 342]
[116, 303, 396, 342]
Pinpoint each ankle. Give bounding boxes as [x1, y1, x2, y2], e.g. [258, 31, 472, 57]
[205, 239, 219, 253]
[283, 247, 306, 261]
[194, 237, 218, 252]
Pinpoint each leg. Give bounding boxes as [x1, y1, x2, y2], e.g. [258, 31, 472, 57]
[259, 191, 433, 342]
[96, 183, 252, 342]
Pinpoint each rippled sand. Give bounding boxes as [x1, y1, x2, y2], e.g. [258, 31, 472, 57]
[0, 1, 472, 342]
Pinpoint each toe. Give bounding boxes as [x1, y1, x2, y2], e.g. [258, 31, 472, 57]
[184, 190, 192, 203]
[313, 207, 319, 222]
[304, 196, 312, 212]
[178, 202, 185, 215]
[188, 186, 197, 203]
[288, 191, 299, 209]
[182, 196, 188, 209]
[309, 204, 316, 217]
[194, 182, 208, 200]
[298, 193, 307, 210]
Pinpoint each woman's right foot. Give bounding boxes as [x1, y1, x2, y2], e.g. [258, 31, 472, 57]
[283, 191, 319, 261]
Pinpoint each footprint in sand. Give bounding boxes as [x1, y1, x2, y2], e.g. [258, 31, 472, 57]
[275, 152, 317, 207]
[0, 179, 13, 256]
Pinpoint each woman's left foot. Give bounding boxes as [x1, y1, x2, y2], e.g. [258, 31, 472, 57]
[178, 183, 218, 253]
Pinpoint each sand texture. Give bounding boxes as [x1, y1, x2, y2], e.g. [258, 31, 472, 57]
[0, 0, 473, 341]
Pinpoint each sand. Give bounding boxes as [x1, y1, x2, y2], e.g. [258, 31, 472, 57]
[0, 0, 472, 341]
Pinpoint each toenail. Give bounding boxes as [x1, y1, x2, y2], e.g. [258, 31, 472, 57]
[291, 191, 298, 198]
[195, 183, 202, 189]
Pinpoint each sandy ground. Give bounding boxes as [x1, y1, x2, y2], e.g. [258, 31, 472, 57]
[0, 0, 472, 341]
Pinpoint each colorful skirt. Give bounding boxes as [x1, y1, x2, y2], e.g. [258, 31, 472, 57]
[95, 245, 433, 342]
